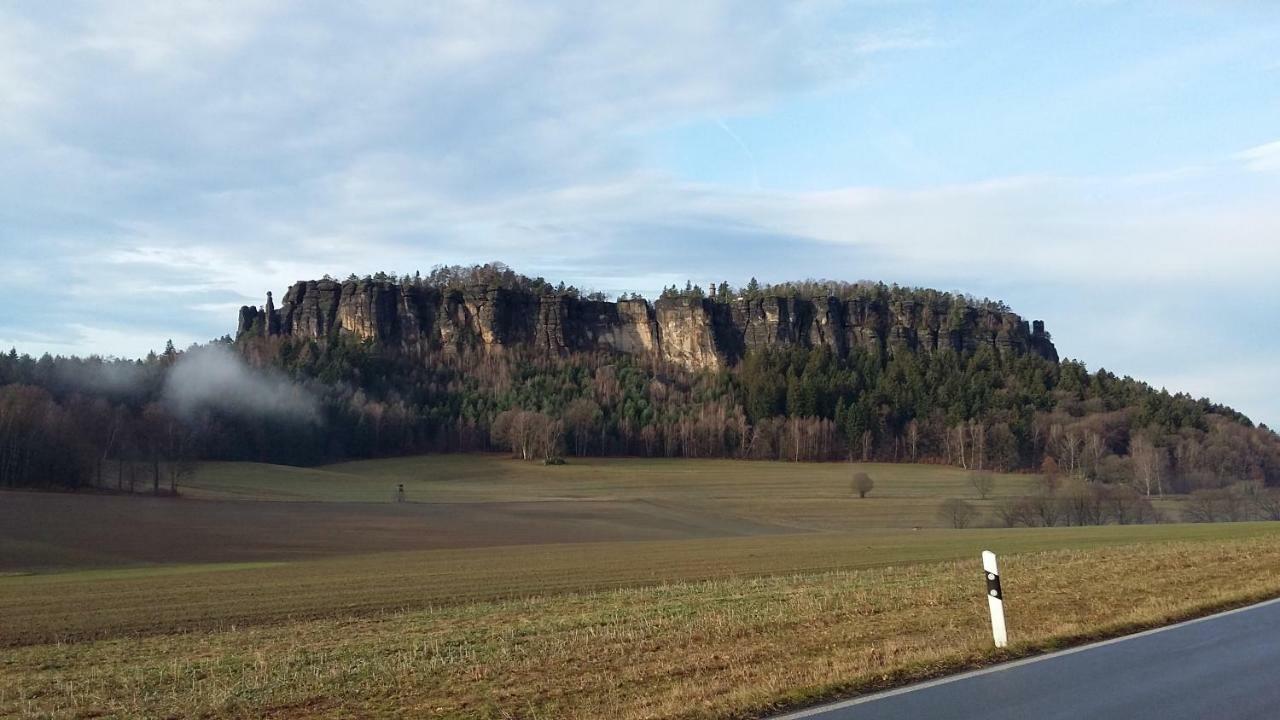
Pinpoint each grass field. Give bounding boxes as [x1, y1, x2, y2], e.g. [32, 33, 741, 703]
[7, 536, 1280, 719]
[1, 454, 1274, 718]
[187, 456, 1042, 522]
[185, 455, 1190, 530]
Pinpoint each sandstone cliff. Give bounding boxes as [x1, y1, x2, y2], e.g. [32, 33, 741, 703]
[237, 279, 1057, 369]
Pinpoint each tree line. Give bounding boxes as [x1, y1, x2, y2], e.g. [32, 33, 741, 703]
[0, 348, 200, 493]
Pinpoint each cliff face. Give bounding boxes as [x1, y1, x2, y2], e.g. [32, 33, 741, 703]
[237, 280, 1058, 369]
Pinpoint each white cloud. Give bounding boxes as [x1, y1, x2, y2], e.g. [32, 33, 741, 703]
[1237, 140, 1280, 172]
[0, 12, 47, 122]
[74, 0, 271, 73]
[848, 27, 938, 55]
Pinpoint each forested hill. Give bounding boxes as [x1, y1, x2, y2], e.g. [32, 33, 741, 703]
[2, 263, 1278, 494]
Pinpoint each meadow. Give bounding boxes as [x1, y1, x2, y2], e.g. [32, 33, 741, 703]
[2, 455, 1276, 719]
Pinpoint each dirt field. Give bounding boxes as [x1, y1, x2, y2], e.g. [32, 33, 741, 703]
[2, 456, 1033, 571]
[0, 491, 791, 571]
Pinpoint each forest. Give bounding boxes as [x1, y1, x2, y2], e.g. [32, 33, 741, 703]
[2, 271, 1279, 499]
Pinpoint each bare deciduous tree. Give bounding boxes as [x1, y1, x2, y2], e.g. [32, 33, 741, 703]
[491, 409, 561, 461]
[968, 420, 987, 471]
[1030, 492, 1061, 527]
[563, 398, 602, 456]
[1039, 455, 1061, 494]
[1243, 482, 1280, 521]
[969, 472, 995, 500]
[1184, 488, 1241, 523]
[938, 498, 978, 529]
[1130, 434, 1167, 498]
[1083, 431, 1106, 480]
[995, 496, 1038, 527]
[949, 423, 968, 469]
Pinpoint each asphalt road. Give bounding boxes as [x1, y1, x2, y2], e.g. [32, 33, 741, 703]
[776, 597, 1280, 720]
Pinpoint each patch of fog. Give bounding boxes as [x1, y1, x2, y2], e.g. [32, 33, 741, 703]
[163, 345, 319, 423]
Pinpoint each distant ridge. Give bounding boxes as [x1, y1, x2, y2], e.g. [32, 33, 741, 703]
[237, 270, 1057, 371]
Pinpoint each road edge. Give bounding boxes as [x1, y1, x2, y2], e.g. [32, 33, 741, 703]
[762, 592, 1280, 720]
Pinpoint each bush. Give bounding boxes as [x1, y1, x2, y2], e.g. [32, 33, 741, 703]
[852, 472, 874, 498]
[969, 472, 995, 499]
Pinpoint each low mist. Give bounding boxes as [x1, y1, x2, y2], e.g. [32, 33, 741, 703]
[163, 345, 320, 423]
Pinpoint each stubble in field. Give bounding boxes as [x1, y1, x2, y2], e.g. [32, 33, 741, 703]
[6, 536, 1280, 719]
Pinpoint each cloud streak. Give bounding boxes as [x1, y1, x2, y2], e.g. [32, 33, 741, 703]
[1237, 140, 1280, 173]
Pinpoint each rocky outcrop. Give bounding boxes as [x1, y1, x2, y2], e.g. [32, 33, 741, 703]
[237, 279, 1058, 369]
[653, 297, 726, 371]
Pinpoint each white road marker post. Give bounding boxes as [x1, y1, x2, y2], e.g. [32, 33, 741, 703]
[982, 550, 1008, 648]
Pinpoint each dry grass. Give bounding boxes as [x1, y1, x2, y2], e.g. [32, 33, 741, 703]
[5, 536, 1280, 719]
[7, 523, 1278, 648]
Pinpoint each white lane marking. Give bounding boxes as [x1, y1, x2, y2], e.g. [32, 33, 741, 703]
[772, 595, 1280, 719]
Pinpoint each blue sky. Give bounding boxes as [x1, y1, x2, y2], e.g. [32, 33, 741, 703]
[1, 1, 1278, 425]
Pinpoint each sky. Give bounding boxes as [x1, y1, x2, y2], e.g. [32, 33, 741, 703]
[1, 1, 1278, 425]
